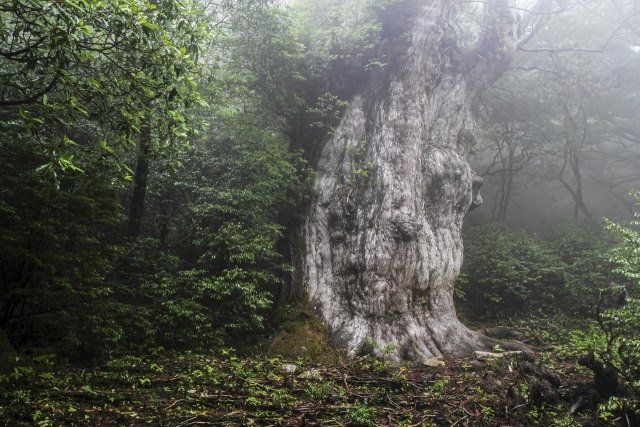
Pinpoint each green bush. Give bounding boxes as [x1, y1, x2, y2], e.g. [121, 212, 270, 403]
[456, 223, 616, 320]
[542, 223, 616, 316]
[457, 225, 565, 319]
[600, 212, 640, 408]
[149, 269, 271, 350]
[0, 140, 126, 360]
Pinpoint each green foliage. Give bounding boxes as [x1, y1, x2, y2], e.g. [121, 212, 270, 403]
[306, 379, 336, 400]
[0, 0, 207, 175]
[223, 1, 308, 123]
[0, 0, 313, 361]
[428, 378, 450, 398]
[457, 225, 565, 319]
[552, 322, 608, 361]
[0, 0, 213, 359]
[0, 138, 125, 358]
[293, 0, 414, 62]
[600, 207, 640, 407]
[344, 402, 376, 426]
[357, 337, 398, 363]
[150, 269, 270, 348]
[305, 92, 349, 132]
[164, 130, 311, 347]
[457, 223, 617, 320]
[543, 223, 617, 316]
[61, 129, 312, 357]
[292, 0, 415, 101]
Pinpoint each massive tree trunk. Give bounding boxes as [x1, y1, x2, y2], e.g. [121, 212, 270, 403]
[303, 0, 518, 360]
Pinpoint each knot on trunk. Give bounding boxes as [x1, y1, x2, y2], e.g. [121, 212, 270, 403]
[391, 214, 422, 241]
[470, 174, 484, 211]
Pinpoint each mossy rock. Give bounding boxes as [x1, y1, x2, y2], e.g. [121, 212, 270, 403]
[265, 309, 341, 363]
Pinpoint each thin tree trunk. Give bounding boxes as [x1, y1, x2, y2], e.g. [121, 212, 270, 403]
[302, 0, 519, 360]
[500, 138, 516, 222]
[559, 105, 591, 220]
[127, 124, 151, 239]
[158, 198, 169, 250]
[0, 327, 17, 369]
[572, 152, 586, 219]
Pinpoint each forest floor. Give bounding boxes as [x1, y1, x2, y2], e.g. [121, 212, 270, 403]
[0, 322, 617, 426]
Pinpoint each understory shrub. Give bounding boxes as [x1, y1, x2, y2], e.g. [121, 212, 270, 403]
[597, 212, 640, 413]
[456, 223, 616, 321]
[456, 225, 564, 319]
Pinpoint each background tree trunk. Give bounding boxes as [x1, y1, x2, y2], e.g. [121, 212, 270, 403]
[127, 124, 151, 239]
[303, 0, 518, 360]
[0, 327, 17, 370]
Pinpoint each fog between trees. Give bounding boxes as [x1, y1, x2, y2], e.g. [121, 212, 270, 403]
[467, 0, 640, 227]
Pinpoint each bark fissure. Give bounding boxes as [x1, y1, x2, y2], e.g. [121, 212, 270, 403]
[303, 0, 518, 360]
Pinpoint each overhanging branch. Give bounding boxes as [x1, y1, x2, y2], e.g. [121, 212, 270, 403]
[0, 72, 62, 107]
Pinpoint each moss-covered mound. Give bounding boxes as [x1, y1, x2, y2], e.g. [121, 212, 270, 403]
[265, 308, 340, 363]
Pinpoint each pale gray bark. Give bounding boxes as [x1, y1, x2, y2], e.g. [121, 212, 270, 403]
[303, 0, 518, 360]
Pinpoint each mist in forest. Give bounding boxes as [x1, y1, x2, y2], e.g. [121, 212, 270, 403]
[463, 0, 640, 228]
